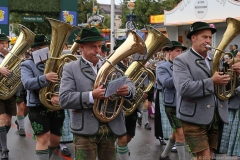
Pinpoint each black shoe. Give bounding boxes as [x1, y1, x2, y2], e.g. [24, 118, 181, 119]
[18, 128, 26, 136]
[15, 120, 19, 130]
[159, 156, 170, 160]
[0, 145, 2, 152]
[144, 123, 151, 130]
[1, 150, 9, 159]
[171, 145, 177, 153]
[61, 148, 71, 156]
[137, 117, 142, 126]
[159, 137, 166, 145]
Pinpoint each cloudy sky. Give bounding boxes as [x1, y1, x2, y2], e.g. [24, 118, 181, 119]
[97, 0, 122, 5]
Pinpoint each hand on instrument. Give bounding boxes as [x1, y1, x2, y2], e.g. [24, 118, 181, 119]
[0, 67, 12, 77]
[51, 95, 59, 105]
[46, 72, 58, 83]
[232, 62, 240, 74]
[142, 93, 148, 101]
[212, 72, 230, 86]
[116, 84, 129, 96]
[92, 85, 106, 99]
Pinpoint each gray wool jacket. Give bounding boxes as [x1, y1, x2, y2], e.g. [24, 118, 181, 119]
[173, 48, 228, 125]
[59, 57, 136, 136]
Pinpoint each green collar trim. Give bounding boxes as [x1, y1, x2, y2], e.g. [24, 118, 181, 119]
[190, 48, 204, 59]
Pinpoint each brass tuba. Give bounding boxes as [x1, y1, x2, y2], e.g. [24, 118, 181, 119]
[93, 30, 147, 123]
[0, 25, 35, 100]
[124, 26, 171, 116]
[211, 17, 240, 101]
[39, 18, 78, 111]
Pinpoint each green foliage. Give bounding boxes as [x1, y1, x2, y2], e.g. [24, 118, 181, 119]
[9, 0, 60, 13]
[101, 14, 110, 29]
[77, 0, 99, 24]
[120, 0, 181, 29]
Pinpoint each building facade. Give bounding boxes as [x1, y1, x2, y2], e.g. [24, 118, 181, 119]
[164, 0, 240, 50]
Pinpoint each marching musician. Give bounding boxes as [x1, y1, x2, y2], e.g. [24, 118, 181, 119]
[0, 34, 15, 159]
[21, 35, 65, 160]
[158, 41, 187, 160]
[173, 22, 230, 160]
[59, 27, 136, 160]
[115, 38, 136, 160]
[155, 46, 171, 146]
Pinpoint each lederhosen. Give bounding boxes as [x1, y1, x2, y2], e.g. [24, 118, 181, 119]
[25, 59, 65, 136]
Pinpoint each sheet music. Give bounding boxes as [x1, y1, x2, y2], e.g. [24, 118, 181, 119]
[104, 76, 128, 97]
[32, 47, 50, 64]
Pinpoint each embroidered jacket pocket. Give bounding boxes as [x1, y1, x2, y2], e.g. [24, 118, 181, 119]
[179, 100, 196, 117]
[164, 93, 175, 104]
[70, 110, 84, 131]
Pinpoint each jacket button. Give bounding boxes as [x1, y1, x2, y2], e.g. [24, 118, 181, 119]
[207, 105, 210, 108]
[219, 105, 223, 108]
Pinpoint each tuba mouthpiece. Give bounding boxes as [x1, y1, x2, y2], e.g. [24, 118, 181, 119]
[96, 54, 103, 61]
[206, 44, 212, 49]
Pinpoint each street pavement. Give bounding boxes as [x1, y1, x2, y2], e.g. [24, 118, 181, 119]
[6, 116, 240, 160]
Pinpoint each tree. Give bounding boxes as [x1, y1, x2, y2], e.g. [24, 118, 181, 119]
[120, 0, 181, 29]
[77, 0, 99, 24]
[101, 14, 111, 29]
[9, 0, 60, 36]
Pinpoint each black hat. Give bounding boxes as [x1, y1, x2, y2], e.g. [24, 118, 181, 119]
[169, 41, 187, 51]
[101, 44, 109, 52]
[187, 22, 217, 39]
[113, 39, 126, 50]
[31, 34, 49, 48]
[0, 34, 10, 42]
[75, 27, 107, 43]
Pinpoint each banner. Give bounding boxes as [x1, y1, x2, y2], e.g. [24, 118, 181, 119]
[61, 11, 77, 26]
[0, 7, 8, 24]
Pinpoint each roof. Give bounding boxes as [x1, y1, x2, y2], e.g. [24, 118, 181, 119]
[99, 4, 122, 15]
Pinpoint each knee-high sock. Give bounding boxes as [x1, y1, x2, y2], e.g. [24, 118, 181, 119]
[142, 109, 149, 124]
[117, 145, 129, 160]
[161, 137, 175, 158]
[36, 149, 49, 160]
[5, 125, 11, 134]
[0, 127, 8, 152]
[48, 146, 57, 159]
[17, 116, 25, 129]
[176, 142, 185, 160]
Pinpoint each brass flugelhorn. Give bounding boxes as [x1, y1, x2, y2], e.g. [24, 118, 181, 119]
[211, 17, 240, 100]
[93, 30, 147, 123]
[39, 18, 78, 111]
[123, 26, 171, 116]
[0, 25, 35, 100]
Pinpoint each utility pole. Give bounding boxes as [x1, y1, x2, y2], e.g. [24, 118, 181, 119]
[110, 0, 115, 53]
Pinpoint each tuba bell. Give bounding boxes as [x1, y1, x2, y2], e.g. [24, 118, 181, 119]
[39, 18, 78, 111]
[123, 26, 171, 116]
[93, 30, 147, 123]
[0, 25, 35, 100]
[211, 17, 240, 101]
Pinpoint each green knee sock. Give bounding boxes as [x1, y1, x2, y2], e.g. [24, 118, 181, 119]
[117, 145, 129, 160]
[161, 137, 175, 158]
[17, 116, 25, 129]
[36, 149, 49, 160]
[48, 146, 57, 159]
[176, 142, 185, 160]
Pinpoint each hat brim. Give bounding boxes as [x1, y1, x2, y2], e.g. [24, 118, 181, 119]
[162, 46, 170, 52]
[75, 36, 107, 43]
[187, 26, 217, 39]
[169, 45, 187, 51]
[0, 38, 10, 43]
[31, 42, 49, 48]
